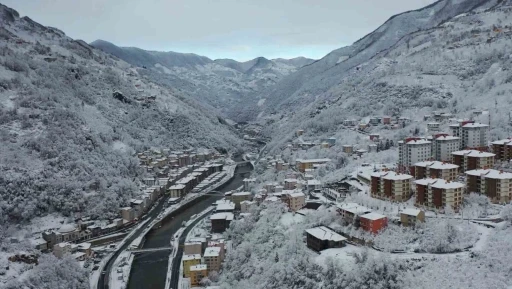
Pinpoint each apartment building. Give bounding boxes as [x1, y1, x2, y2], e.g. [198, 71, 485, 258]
[296, 158, 331, 172]
[284, 191, 305, 212]
[398, 138, 432, 174]
[466, 169, 512, 203]
[120, 207, 135, 222]
[450, 121, 489, 150]
[371, 171, 413, 202]
[414, 161, 459, 181]
[204, 247, 222, 273]
[305, 226, 347, 252]
[359, 213, 388, 234]
[427, 122, 440, 132]
[189, 264, 208, 286]
[210, 213, 234, 233]
[182, 254, 202, 278]
[231, 192, 252, 210]
[242, 178, 256, 191]
[184, 242, 202, 255]
[337, 202, 371, 222]
[430, 134, 461, 161]
[414, 178, 464, 210]
[42, 224, 91, 248]
[452, 150, 495, 172]
[491, 138, 512, 161]
[400, 208, 425, 227]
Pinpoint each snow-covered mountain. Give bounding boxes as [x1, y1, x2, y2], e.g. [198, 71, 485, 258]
[90, 40, 309, 118]
[244, 0, 500, 121]
[0, 4, 244, 224]
[257, 0, 512, 152]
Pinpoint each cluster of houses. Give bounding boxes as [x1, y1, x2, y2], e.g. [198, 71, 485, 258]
[182, 238, 226, 286]
[342, 116, 412, 131]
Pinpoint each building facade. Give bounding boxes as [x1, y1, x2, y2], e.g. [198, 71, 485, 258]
[305, 226, 346, 251]
[182, 254, 201, 278]
[359, 213, 388, 234]
[398, 138, 432, 174]
[371, 171, 413, 202]
[451, 150, 495, 172]
[414, 161, 459, 181]
[491, 139, 512, 161]
[450, 121, 489, 150]
[466, 169, 512, 203]
[431, 135, 460, 162]
[400, 208, 425, 227]
[414, 178, 464, 210]
[203, 247, 222, 273]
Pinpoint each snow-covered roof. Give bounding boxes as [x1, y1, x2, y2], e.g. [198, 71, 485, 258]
[430, 179, 464, 190]
[414, 178, 437, 186]
[169, 184, 186, 190]
[405, 139, 431, 145]
[204, 247, 221, 257]
[296, 158, 331, 163]
[58, 224, 77, 233]
[466, 169, 512, 180]
[371, 171, 412, 181]
[216, 202, 235, 211]
[307, 179, 322, 185]
[401, 208, 422, 216]
[451, 150, 495, 158]
[492, 139, 512, 145]
[78, 242, 91, 250]
[131, 199, 143, 205]
[305, 226, 346, 242]
[287, 192, 305, 198]
[360, 212, 387, 221]
[284, 178, 298, 182]
[414, 161, 458, 170]
[462, 123, 488, 128]
[210, 212, 234, 221]
[183, 254, 201, 261]
[435, 135, 459, 141]
[190, 264, 208, 271]
[337, 203, 371, 215]
[232, 191, 251, 196]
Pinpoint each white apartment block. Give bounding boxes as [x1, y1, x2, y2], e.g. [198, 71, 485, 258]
[430, 135, 460, 162]
[450, 122, 489, 149]
[398, 138, 432, 173]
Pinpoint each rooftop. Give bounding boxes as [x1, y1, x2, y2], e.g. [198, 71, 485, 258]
[204, 246, 221, 257]
[414, 161, 458, 170]
[360, 212, 387, 221]
[305, 226, 346, 242]
[210, 212, 234, 221]
[216, 202, 235, 211]
[337, 202, 371, 215]
[416, 178, 464, 189]
[183, 254, 201, 261]
[232, 191, 252, 196]
[296, 158, 331, 163]
[466, 169, 512, 180]
[435, 135, 459, 141]
[169, 184, 186, 190]
[451, 150, 495, 158]
[405, 139, 431, 145]
[401, 208, 422, 216]
[462, 123, 488, 128]
[371, 171, 413, 181]
[492, 139, 512, 145]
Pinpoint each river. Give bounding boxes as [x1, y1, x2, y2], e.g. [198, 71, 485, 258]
[127, 158, 253, 289]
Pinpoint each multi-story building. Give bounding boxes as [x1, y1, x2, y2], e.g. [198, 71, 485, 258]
[450, 121, 489, 150]
[230, 192, 252, 210]
[189, 264, 208, 286]
[203, 247, 222, 273]
[466, 169, 512, 203]
[283, 191, 305, 212]
[120, 207, 135, 222]
[284, 178, 298, 190]
[184, 242, 202, 255]
[305, 226, 347, 252]
[491, 138, 512, 161]
[359, 213, 388, 234]
[400, 208, 425, 227]
[427, 122, 440, 132]
[336, 202, 371, 222]
[452, 150, 495, 172]
[430, 134, 460, 161]
[182, 254, 202, 278]
[398, 138, 432, 174]
[414, 178, 464, 210]
[371, 171, 413, 202]
[210, 213, 234, 233]
[295, 158, 331, 172]
[342, 145, 354, 154]
[42, 224, 91, 248]
[414, 161, 459, 181]
[240, 200, 255, 213]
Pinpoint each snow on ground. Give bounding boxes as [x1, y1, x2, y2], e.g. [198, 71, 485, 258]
[109, 251, 133, 289]
[257, 98, 266, 106]
[315, 245, 364, 269]
[280, 212, 305, 227]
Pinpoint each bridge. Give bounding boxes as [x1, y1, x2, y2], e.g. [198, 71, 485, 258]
[127, 247, 173, 253]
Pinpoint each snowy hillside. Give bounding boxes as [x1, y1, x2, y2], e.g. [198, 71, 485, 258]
[0, 4, 244, 224]
[264, 0, 512, 152]
[243, 0, 500, 121]
[90, 40, 307, 119]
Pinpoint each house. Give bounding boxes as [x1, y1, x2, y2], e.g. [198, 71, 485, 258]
[343, 119, 358, 126]
[355, 149, 368, 157]
[53, 242, 72, 258]
[337, 202, 371, 222]
[284, 178, 298, 190]
[240, 200, 255, 213]
[31, 238, 48, 251]
[450, 122, 489, 150]
[42, 223, 91, 248]
[451, 150, 495, 172]
[430, 134, 461, 162]
[210, 213, 234, 233]
[215, 200, 235, 213]
[184, 242, 202, 255]
[359, 213, 387, 234]
[204, 246, 222, 273]
[491, 138, 512, 161]
[231, 192, 252, 210]
[414, 178, 464, 210]
[369, 117, 381, 125]
[189, 264, 208, 286]
[168, 184, 186, 198]
[414, 161, 459, 181]
[400, 208, 425, 227]
[427, 122, 440, 132]
[305, 226, 346, 252]
[382, 116, 391, 124]
[321, 142, 330, 149]
[371, 171, 413, 202]
[307, 179, 322, 191]
[183, 254, 202, 278]
[466, 169, 512, 203]
[368, 144, 378, 152]
[284, 191, 305, 212]
[398, 138, 432, 174]
[369, 133, 380, 141]
[342, 145, 354, 154]
[296, 129, 304, 136]
[295, 158, 331, 172]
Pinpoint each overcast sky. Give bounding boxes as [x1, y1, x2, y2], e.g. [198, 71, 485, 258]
[4, 0, 436, 61]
